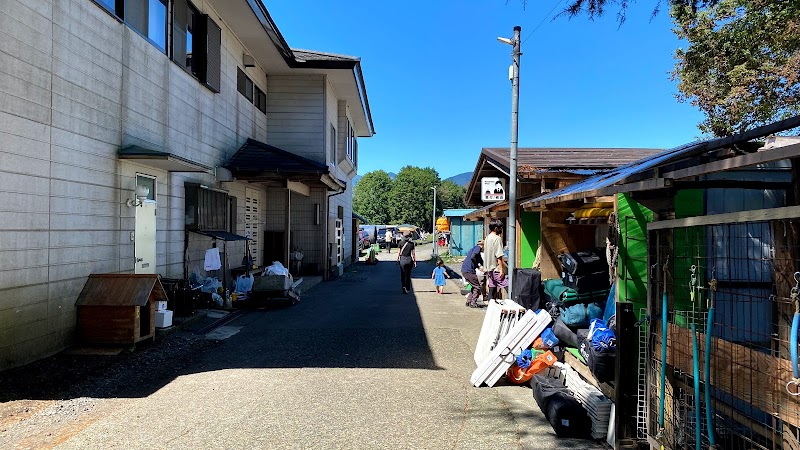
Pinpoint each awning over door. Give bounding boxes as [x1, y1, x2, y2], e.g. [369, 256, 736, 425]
[190, 229, 250, 241]
[118, 145, 212, 172]
[224, 139, 346, 191]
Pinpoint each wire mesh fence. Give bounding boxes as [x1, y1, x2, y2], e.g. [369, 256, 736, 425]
[647, 218, 800, 449]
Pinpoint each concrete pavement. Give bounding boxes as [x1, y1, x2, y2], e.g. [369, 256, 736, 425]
[55, 243, 603, 449]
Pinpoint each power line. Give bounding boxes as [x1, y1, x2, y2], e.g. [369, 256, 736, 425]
[522, 0, 566, 43]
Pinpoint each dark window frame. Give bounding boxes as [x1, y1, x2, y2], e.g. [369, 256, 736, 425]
[94, 0, 168, 54]
[346, 120, 356, 163]
[329, 123, 336, 164]
[91, 0, 220, 93]
[236, 67, 267, 115]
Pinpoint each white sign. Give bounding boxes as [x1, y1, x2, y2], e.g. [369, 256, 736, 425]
[481, 177, 506, 202]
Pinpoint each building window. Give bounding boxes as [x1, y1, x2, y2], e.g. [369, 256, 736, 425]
[172, 0, 200, 77]
[346, 120, 356, 163]
[254, 86, 266, 114]
[136, 174, 156, 201]
[99, 0, 168, 52]
[329, 123, 336, 164]
[237, 67, 266, 115]
[93, 0, 220, 92]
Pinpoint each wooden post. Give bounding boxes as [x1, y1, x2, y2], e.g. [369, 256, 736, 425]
[615, 302, 638, 445]
[773, 158, 800, 374]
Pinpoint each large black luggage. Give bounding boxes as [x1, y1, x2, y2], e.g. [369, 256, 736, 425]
[562, 271, 610, 293]
[532, 375, 592, 438]
[579, 338, 616, 383]
[512, 268, 542, 310]
[558, 249, 608, 275]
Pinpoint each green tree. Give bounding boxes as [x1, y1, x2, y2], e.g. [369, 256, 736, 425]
[546, 0, 716, 24]
[438, 180, 467, 211]
[672, 0, 800, 136]
[353, 170, 393, 224]
[389, 166, 441, 230]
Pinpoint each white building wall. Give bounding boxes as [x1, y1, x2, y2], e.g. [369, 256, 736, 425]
[331, 100, 358, 267]
[267, 75, 325, 164]
[0, 0, 271, 369]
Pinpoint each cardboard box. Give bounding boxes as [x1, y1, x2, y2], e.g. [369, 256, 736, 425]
[155, 310, 173, 328]
[155, 300, 168, 311]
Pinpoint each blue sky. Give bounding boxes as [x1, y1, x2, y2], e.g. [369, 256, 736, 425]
[266, 0, 705, 180]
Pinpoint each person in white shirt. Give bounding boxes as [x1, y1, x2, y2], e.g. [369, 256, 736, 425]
[385, 229, 393, 253]
[483, 219, 507, 299]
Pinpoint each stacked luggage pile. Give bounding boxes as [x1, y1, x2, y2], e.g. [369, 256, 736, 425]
[469, 248, 618, 444]
[531, 248, 617, 443]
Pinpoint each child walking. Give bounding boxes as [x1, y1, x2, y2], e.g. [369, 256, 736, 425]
[432, 258, 450, 294]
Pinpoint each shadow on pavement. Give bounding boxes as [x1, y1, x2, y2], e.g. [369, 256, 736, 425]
[0, 255, 442, 402]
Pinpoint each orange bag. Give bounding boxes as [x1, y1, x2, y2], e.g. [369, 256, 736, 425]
[505, 350, 558, 384]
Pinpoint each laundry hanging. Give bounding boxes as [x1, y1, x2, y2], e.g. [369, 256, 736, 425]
[204, 247, 222, 271]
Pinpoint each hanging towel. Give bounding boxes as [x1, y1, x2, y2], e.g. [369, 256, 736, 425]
[204, 247, 222, 271]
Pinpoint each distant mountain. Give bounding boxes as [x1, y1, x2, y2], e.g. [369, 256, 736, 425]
[353, 172, 396, 186]
[444, 172, 473, 187]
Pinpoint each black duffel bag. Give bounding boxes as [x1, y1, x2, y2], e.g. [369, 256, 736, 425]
[579, 338, 616, 383]
[531, 375, 592, 438]
[512, 268, 542, 310]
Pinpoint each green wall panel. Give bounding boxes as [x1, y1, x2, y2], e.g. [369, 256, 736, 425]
[617, 193, 653, 318]
[520, 210, 540, 269]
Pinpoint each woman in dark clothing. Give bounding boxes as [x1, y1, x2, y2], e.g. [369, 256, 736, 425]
[396, 232, 416, 294]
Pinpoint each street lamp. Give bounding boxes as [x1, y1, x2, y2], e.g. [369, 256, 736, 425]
[498, 26, 521, 298]
[431, 186, 437, 257]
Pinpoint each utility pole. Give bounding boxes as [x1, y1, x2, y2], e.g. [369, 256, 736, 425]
[498, 26, 521, 298]
[431, 186, 437, 257]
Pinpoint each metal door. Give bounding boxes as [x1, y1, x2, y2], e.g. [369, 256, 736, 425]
[134, 201, 156, 274]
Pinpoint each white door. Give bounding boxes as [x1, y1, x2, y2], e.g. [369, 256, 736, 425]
[135, 202, 156, 274]
[245, 187, 262, 268]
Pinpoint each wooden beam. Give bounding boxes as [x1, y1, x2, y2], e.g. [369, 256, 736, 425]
[662, 142, 800, 180]
[648, 205, 800, 230]
[673, 180, 792, 190]
[602, 177, 673, 195]
[654, 322, 800, 428]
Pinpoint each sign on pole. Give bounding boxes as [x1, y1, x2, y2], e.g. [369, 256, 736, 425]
[481, 177, 506, 202]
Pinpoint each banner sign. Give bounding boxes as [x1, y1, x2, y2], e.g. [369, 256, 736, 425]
[481, 177, 506, 202]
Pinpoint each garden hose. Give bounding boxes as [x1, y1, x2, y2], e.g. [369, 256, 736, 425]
[788, 272, 800, 396]
[705, 277, 716, 447]
[691, 323, 702, 450]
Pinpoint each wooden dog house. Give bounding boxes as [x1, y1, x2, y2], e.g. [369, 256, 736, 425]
[75, 274, 167, 345]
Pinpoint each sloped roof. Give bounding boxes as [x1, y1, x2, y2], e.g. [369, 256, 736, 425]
[523, 114, 800, 207]
[292, 49, 359, 63]
[482, 147, 662, 172]
[75, 274, 167, 307]
[443, 209, 477, 217]
[226, 138, 327, 175]
[465, 147, 661, 206]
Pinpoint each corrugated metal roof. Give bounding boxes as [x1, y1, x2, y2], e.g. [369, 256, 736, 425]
[483, 147, 663, 172]
[443, 208, 477, 217]
[463, 201, 508, 221]
[523, 115, 800, 207]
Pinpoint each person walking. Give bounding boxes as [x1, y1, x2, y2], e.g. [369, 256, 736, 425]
[484, 219, 507, 300]
[461, 240, 485, 308]
[397, 231, 416, 294]
[432, 258, 450, 294]
[385, 228, 393, 253]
